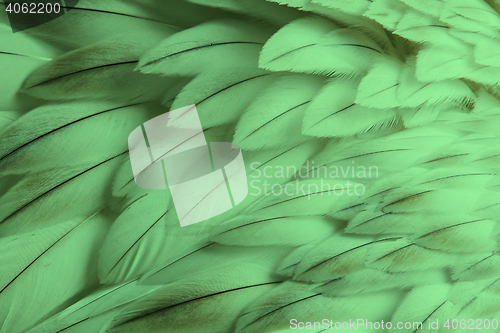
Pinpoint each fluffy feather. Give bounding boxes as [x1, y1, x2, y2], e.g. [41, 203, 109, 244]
[171, 68, 276, 127]
[302, 78, 398, 137]
[2, 0, 500, 332]
[390, 284, 456, 332]
[22, 0, 182, 49]
[0, 27, 58, 110]
[98, 192, 173, 284]
[108, 265, 279, 333]
[0, 214, 109, 333]
[22, 34, 175, 102]
[0, 101, 155, 175]
[139, 20, 273, 76]
[234, 74, 324, 150]
[236, 281, 400, 333]
[260, 17, 385, 77]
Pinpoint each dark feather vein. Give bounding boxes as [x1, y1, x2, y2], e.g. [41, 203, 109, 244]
[241, 100, 311, 140]
[365, 187, 401, 199]
[123, 194, 148, 212]
[425, 57, 463, 72]
[280, 262, 300, 271]
[423, 153, 469, 163]
[179, 177, 228, 223]
[121, 126, 216, 189]
[337, 202, 365, 212]
[0, 51, 29, 57]
[300, 237, 402, 275]
[0, 102, 144, 162]
[267, 43, 382, 64]
[452, 6, 497, 14]
[404, 82, 431, 100]
[242, 293, 321, 330]
[461, 254, 495, 273]
[56, 279, 141, 332]
[374, 243, 415, 262]
[351, 212, 396, 229]
[217, 216, 293, 236]
[475, 201, 500, 212]
[415, 301, 446, 333]
[118, 282, 280, 326]
[457, 277, 500, 315]
[361, 83, 399, 99]
[383, 190, 434, 210]
[330, 44, 382, 54]
[333, 149, 409, 162]
[0, 151, 128, 224]
[474, 153, 500, 162]
[60, 6, 173, 25]
[305, 149, 409, 177]
[267, 43, 316, 63]
[256, 144, 301, 170]
[142, 41, 263, 67]
[55, 317, 90, 333]
[308, 103, 355, 129]
[397, 25, 449, 32]
[148, 243, 214, 277]
[318, 277, 343, 288]
[419, 173, 493, 185]
[106, 211, 168, 277]
[68, 279, 137, 314]
[417, 219, 485, 239]
[25, 60, 139, 89]
[174, 73, 272, 121]
[0, 216, 90, 294]
[198, 73, 271, 105]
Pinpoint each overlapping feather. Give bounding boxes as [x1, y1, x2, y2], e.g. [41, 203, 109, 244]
[1, 1, 500, 333]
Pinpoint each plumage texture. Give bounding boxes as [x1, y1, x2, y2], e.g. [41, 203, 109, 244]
[1, 0, 500, 332]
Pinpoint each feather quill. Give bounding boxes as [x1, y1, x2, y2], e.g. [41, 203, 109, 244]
[171, 68, 276, 127]
[302, 79, 398, 137]
[22, 34, 175, 102]
[0, 214, 109, 333]
[139, 20, 273, 76]
[234, 74, 324, 150]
